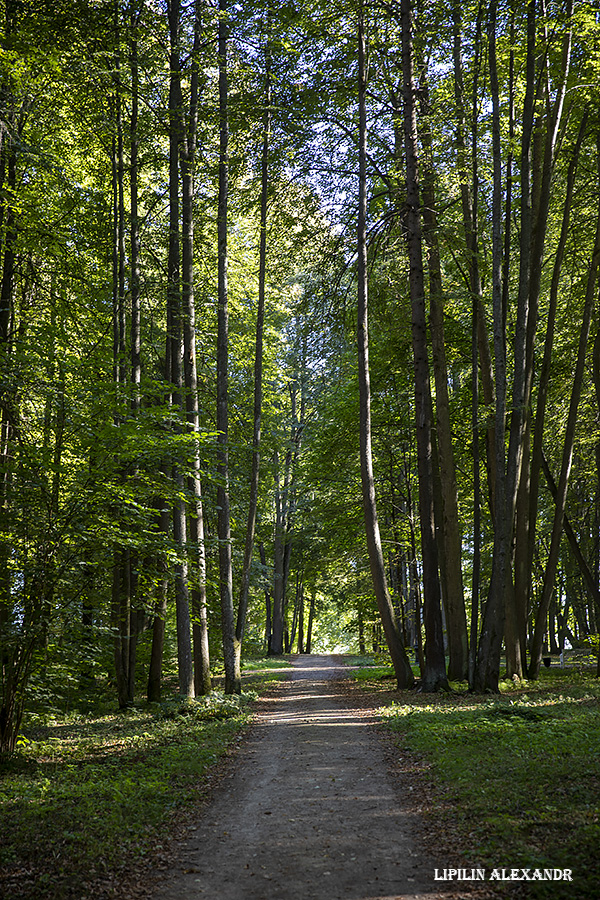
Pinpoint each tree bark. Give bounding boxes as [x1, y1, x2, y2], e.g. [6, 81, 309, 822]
[271, 450, 287, 655]
[358, 6, 414, 690]
[514, 1, 575, 676]
[147, 498, 170, 702]
[217, 0, 238, 694]
[452, 1, 485, 686]
[235, 22, 271, 671]
[259, 542, 272, 653]
[111, 19, 133, 706]
[167, 0, 194, 698]
[181, 0, 211, 696]
[528, 138, 600, 679]
[419, 70, 468, 682]
[306, 586, 316, 655]
[400, 0, 447, 691]
[474, 0, 508, 692]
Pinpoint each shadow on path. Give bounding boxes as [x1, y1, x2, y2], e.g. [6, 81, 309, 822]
[150, 655, 450, 900]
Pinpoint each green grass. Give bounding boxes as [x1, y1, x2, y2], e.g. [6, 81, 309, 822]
[375, 670, 600, 899]
[0, 688, 260, 900]
[241, 655, 294, 671]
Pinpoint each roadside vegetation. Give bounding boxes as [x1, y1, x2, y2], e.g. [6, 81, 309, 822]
[350, 651, 600, 899]
[0, 657, 292, 900]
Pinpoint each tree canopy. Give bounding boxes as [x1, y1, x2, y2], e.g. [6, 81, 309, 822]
[2, 0, 600, 751]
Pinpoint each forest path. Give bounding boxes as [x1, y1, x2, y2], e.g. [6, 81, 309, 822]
[150, 655, 449, 900]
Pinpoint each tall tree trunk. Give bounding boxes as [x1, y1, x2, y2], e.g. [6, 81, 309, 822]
[514, 1, 575, 675]
[400, 0, 447, 691]
[358, 6, 414, 689]
[181, 0, 211, 696]
[452, 1, 485, 686]
[474, 0, 508, 692]
[0, 96, 16, 664]
[111, 23, 133, 706]
[130, 2, 141, 421]
[529, 138, 600, 679]
[419, 71, 468, 682]
[452, 0, 495, 527]
[167, 0, 194, 698]
[128, 0, 142, 704]
[235, 23, 271, 672]
[502, 11, 525, 680]
[217, 0, 238, 694]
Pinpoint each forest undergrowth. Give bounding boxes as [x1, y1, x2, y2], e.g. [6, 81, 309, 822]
[350, 653, 600, 900]
[0, 659, 292, 900]
[2, 654, 599, 900]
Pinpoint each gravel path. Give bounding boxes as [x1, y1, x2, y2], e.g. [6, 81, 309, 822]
[150, 655, 447, 900]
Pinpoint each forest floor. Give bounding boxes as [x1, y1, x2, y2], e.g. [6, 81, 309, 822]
[4, 653, 594, 900]
[144, 655, 501, 900]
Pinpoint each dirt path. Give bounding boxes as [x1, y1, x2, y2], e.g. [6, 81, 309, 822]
[150, 656, 451, 900]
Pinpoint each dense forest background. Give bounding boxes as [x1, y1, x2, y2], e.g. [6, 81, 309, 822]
[2, 0, 600, 752]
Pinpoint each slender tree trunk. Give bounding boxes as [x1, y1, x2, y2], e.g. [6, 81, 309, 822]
[453, 1, 484, 686]
[128, 0, 142, 704]
[217, 0, 238, 693]
[453, 0, 495, 526]
[111, 28, 133, 705]
[306, 587, 316, 654]
[167, 0, 194, 698]
[529, 141, 600, 679]
[235, 25, 271, 672]
[147, 499, 170, 702]
[181, 0, 211, 696]
[400, 0, 447, 691]
[0, 144, 15, 344]
[290, 571, 302, 651]
[259, 542, 272, 653]
[271, 451, 286, 655]
[525, 107, 586, 649]
[419, 72, 468, 682]
[0, 116, 16, 661]
[474, 0, 508, 692]
[297, 579, 305, 654]
[358, 6, 414, 689]
[502, 12, 524, 680]
[130, 3, 141, 420]
[514, 2, 575, 675]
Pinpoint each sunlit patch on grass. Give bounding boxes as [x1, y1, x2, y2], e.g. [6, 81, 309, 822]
[376, 672, 600, 899]
[0, 693, 254, 900]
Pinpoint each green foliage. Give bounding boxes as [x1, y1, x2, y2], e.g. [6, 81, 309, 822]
[0, 695, 253, 900]
[379, 673, 600, 899]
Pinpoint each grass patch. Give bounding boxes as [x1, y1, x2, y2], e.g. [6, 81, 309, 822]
[352, 664, 397, 682]
[344, 653, 421, 683]
[0, 691, 255, 900]
[377, 671, 600, 899]
[241, 655, 294, 671]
